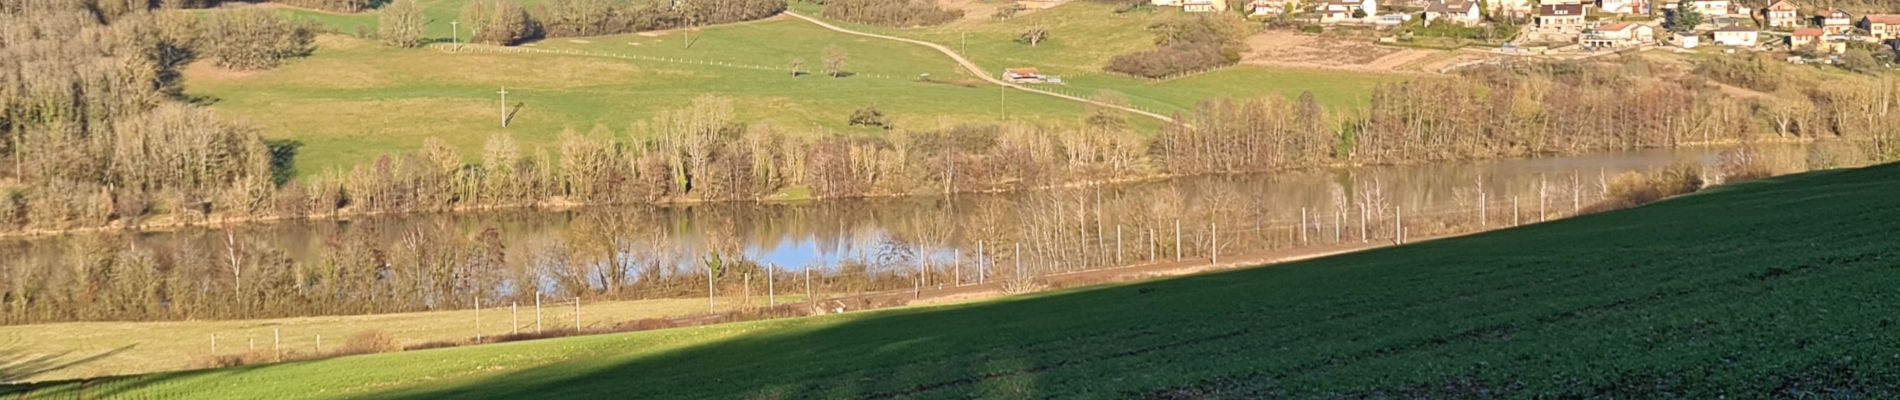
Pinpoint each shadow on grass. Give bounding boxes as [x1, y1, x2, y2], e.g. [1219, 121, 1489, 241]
[0, 344, 135, 393]
[13, 164, 1899, 399]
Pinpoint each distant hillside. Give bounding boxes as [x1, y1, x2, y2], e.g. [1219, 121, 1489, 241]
[12, 162, 1900, 398]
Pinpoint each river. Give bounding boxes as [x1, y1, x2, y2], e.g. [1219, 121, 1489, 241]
[0, 144, 1837, 323]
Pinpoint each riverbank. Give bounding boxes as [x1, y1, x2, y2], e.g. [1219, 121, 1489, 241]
[0, 138, 1816, 241]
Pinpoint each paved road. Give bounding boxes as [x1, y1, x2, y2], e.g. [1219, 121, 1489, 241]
[782, 11, 1179, 124]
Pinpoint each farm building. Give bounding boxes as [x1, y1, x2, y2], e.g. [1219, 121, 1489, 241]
[1817, 9, 1853, 35]
[1003, 68, 1046, 83]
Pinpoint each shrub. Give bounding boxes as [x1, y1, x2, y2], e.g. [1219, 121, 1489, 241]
[198, 9, 316, 70]
[1695, 54, 1782, 92]
[1717, 147, 1774, 183]
[461, 0, 539, 45]
[378, 0, 427, 48]
[1105, 16, 1248, 79]
[343, 330, 402, 354]
[849, 104, 890, 129]
[1594, 163, 1704, 211]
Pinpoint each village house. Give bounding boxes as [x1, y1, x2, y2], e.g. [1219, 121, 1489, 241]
[1319, 0, 1379, 22]
[1152, 0, 1182, 6]
[1423, 0, 1482, 25]
[1488, 0, 1535, 20]
[1598, 0, 1645, 15]
[1761, 0, 1800, 29]
[1581, 22, 1656, 47]
[1789, 27, 1821, 46]
[1537, 0, 1587, 32]
[1712, 25, 1759, 46]
[1250, 0, 1294, 16]
[1003, 68, 1046, 83]
[1789, 27, 1848, 53]
[1675, 31, 1701, 48]
[1183, 0, 1228, 12]
[1663, 0, 1730, 17]
[1864, 15, 1900, 39]
[1817, 9, 1852, 35]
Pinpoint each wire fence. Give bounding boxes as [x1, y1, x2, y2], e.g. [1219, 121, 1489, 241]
[35, 180, 1616, 399]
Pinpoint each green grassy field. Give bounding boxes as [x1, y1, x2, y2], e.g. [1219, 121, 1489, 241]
[12, 162, 1898, 398]
[203, 1, 1393, 174]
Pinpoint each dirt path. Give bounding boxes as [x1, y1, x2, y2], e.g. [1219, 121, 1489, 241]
[781, 11, 1179, 124]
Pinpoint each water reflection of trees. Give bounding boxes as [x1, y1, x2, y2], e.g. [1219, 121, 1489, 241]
[0, 149, 1823, 325]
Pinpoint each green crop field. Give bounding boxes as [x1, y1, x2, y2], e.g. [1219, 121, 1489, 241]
[199, 1, 1393, 174]
[13, 163, 1898, 398]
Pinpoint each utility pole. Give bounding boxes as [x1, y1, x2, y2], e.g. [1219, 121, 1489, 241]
[497, 86, 510, 128]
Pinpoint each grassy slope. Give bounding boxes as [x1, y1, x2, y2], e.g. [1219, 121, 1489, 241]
[16, 163, 1900, 398]
[221, 1, 1393, 173]
[812, 1, 1399, 113]
[0, 295, 807, 382]
[189, 24, 1088, 173]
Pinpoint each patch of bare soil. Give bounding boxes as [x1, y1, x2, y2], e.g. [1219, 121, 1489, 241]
[1242, 30, 1443, 73]
[945, 0, 1068, 23]
[181, 60, 260, 82]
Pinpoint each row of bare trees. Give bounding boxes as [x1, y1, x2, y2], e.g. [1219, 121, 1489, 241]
[816, 0, 963, 27]
[0, 3, 310, 234]
[454, 0, 789, 45]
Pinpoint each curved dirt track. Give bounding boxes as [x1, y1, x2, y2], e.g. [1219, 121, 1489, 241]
[782, 11, 1179, 124]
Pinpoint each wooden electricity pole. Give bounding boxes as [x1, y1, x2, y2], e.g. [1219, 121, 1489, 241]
[497, 86, 510, 128]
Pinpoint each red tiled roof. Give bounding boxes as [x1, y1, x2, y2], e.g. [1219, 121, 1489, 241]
[1006, 68, 1041, 76]
[1791, 28, 1824, 37]
[1867, 15, 1900, 24]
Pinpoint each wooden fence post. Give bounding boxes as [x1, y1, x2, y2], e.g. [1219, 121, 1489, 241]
[1210, 223, 1218, 264]
[1301, 207, 1309, 246]
[1174, 220, 1182, 261]
[475, 296, 482, 342]
[574, 297, 580, 330]
[768, 264, 776, 307]
[512, 302, 519, 335]
[1514, 195, 1522, 226]
[535, 293, 543, 334]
